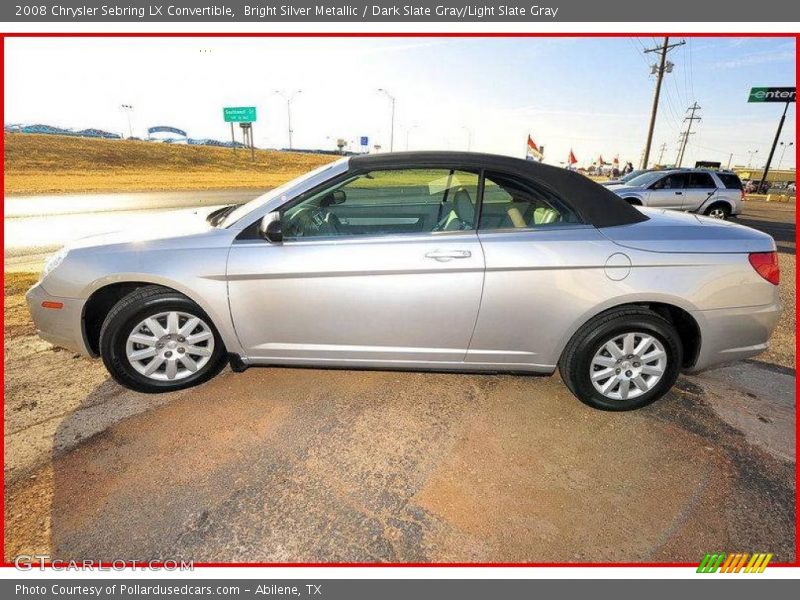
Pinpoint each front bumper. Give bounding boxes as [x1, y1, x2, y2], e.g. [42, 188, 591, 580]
[687, 301, 781, 372]
[25, 282, 90, 355]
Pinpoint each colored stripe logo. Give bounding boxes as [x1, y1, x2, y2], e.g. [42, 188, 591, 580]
[697, 553, 773, 573]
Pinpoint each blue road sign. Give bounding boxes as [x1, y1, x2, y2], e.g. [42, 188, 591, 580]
[360, 136, 369, 146]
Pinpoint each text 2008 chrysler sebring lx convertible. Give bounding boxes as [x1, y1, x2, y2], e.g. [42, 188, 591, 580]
[27, 152, 780, 410]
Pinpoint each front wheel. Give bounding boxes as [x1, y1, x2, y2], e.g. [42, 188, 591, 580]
[99, 286, 227, 393]
[559, 307, 683, 411]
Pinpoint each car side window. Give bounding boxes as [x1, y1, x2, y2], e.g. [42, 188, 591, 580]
[281, 168, 480, 239]
[478, 171, 579, 231]
[687, 173, 716, 189]
[717, 173, 743, 190]
[651, 174, 686, 190]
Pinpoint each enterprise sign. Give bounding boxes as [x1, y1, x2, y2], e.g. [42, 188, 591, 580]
[748, 87, 796, 103]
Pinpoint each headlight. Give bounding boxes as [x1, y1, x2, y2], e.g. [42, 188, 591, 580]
[41, 247, 68, 279]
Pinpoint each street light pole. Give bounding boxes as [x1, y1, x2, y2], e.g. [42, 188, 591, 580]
[747, 150, 759, 169]
[274, 90, 301, 150]
[777, 141, 794, 170]
[378, 88, 396, 152]
[120, 104, 134, 138]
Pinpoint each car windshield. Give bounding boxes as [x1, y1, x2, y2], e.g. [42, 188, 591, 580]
[619, 170, 645, 182]
[218, 158, 347, 228]
[625, 171, 665, 187]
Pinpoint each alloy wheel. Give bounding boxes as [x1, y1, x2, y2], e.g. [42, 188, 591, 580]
[589, 332, 667, 401]
[707, 207, 727, 219]
[125, 311, 215, 381]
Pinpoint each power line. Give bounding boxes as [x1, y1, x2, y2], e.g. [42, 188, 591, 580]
[627, 37, 651, 68]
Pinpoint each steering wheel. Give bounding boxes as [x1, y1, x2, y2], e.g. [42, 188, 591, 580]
[285, 207, 342, 237]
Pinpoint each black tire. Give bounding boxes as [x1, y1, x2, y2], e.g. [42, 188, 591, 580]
[99, 286, 227, 393]
[703, 202, 731, 220]
[558, 307, 683, 411]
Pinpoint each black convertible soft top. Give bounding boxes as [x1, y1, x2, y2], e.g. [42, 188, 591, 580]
[348, 151, 648, 228]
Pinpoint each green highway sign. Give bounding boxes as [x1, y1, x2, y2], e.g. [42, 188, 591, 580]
[748, 87, 796, 103]
[223, 106, 257, 122]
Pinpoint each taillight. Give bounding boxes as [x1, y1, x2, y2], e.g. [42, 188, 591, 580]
[749, 251, 780, 285]
[740, 188, 745, 201]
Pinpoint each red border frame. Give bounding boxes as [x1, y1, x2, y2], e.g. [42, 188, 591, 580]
[1, 30, 797, 570]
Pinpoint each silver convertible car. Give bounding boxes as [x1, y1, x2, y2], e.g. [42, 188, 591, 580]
[27, 152, 780, 410]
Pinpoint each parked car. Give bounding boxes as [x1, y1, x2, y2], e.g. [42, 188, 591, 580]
[27, 152, 780, 411]
[607, 168, 744, 219]
[600, 169, 649, 186]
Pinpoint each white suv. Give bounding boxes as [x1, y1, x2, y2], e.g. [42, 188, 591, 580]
[606, 169, 744, 219]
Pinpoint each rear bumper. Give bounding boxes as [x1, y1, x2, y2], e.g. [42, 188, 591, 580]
[25, 282, 90, 356]
[687, 301, 781, 372]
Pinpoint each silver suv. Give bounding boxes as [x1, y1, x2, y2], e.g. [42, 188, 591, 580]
[606, 169, 744, 219]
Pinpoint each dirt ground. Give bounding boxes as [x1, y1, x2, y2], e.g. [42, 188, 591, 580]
[3, 200, 796, 564]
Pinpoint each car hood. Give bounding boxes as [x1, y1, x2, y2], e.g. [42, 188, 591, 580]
[65, 207, 224, 251]
[605, 184, 642, 194]
[600, 207, 776, 253]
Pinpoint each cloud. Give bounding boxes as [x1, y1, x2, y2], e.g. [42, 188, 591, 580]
[718, 49, 796, 69]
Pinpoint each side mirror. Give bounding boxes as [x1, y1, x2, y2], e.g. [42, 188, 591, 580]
[259, 211, 283, 243]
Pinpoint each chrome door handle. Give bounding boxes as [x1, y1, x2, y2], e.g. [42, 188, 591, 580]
[425, 250, 472, 261]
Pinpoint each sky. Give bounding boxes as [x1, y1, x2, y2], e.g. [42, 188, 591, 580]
[4, 36, 796, 170]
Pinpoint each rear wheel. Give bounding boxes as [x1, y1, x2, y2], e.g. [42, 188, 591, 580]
[99, 286, 227, 393]
[559, 307, 682, 411]
[704, 202, 731, 220]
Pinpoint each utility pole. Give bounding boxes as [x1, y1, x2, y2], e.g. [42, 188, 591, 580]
[378, 88, 396, 152]
[675, 102, 702, 168]
[641, 37, 685, 169]
[657, 142, 667, 165]
[274, 90, 302, 150]
[727, 153, 733, 169]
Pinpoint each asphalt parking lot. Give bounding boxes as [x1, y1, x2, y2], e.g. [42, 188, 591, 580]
[3, 199, 796, 564]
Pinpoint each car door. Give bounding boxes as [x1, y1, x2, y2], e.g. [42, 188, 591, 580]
[646, 173, 687, 208]
[468, 170, 609, 368]
[226, 167, 486, 366]
[682, 172, 718, 211]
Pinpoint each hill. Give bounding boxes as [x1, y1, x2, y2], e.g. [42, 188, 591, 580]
[3, 133, 338, 195]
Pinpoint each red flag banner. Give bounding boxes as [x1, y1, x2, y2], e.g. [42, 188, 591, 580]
[568, 149, 578, 165]
[526, 135, 543, 161]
